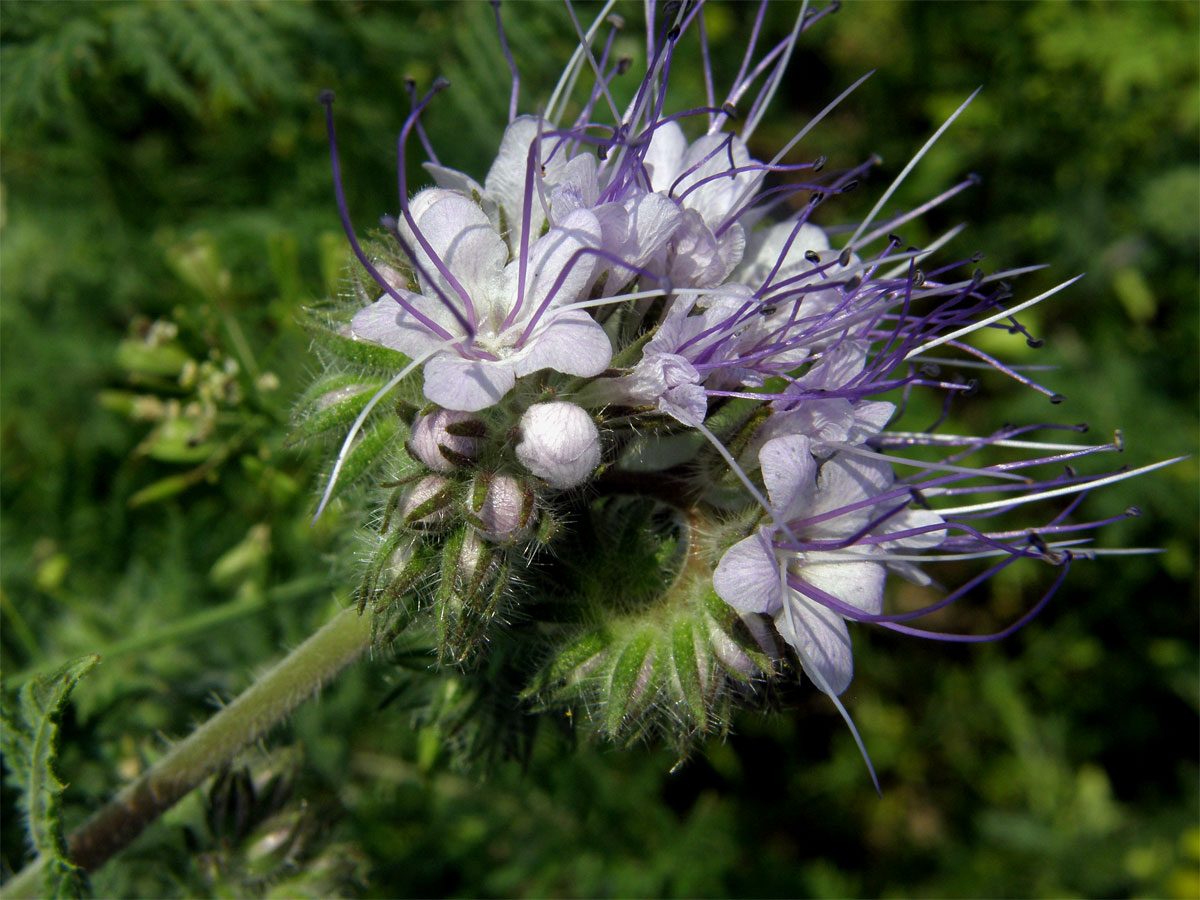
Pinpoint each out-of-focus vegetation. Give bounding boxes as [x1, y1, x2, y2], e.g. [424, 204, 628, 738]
[2, 1, 1196, 897]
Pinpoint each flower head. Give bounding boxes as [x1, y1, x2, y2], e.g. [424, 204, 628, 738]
[308, 0, 1174, 777]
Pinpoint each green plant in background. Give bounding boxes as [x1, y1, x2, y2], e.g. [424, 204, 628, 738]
[2, 2, 1196, 899]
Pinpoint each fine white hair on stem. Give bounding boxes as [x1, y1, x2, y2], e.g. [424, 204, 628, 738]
[846, 86, 982, 251]
[312, 341, 453, 523]
[903, 274, 1085, 360]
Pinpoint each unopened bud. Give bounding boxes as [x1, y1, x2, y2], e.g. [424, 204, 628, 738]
[516, 402, 601, 489]
[470, 473, 533, 543]
[409, 408, 485, 471]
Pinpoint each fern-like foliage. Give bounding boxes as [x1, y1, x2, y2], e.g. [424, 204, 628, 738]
[0, 655, 98, 899]
[1, 1, 305, 129]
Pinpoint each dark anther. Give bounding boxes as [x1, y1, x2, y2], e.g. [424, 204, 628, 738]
[318, 89, 335, 105]
[919, 363, 941, 377]
[1028, 532, 1050, 553]
[597, 145, 608, 160]
[1025, 337, 1044, 348]
[668, 25, 681, 40]
[972, 250, 985, 262]
[962, 378, 980, 397]
[607, 13, 626, 28]
[1064, 465, 1078, 477]
[840, 179, 859, 193]
[804, 250, 821, 264]
[844, 274, 863, 292]
[906, 245, 920, 254]
[829, 0, 842, 12]
[812, 154, 826, 172]
[759, 305, 778, 316]
[909, 488, 932, 509]
[967, 172, 982, 185]
[887, 232, 903, 246]
[913, 268, 926, 286]
[489, 0, 500, 8]
[1076, 422, 1090, 433]
[972, 268, 985, 285]
[721, 101, 738, 118]
[1049, 393, 1066, 404]
[1113, 429, 1124, 451]
[838, 247, 853, 266]
[616, 56, 633, 75]
[869, 153, 883, 166]
[1125, 505, 1142, 517]
[403, 75, 416, 90]
[662, 1, 683, 24]
[809, 191, 825, 206]
[432, 76, 451, 91]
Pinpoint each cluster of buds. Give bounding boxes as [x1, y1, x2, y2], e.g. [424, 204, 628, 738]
[302, 2, 1173, 775]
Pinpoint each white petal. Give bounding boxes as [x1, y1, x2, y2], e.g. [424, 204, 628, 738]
[350, 298, 450, 357]
[713, 530, 782, 615]
[775, 591, 855, 696]
[642, 119, 688, 191]
[519, 207, 603, 315]
[758, 434, 817, 520]
[511, 310, 612, 378]
[483, 117, 571, 252]
[798, 556, 886, 615]
[404, 189, 507, 312]
[422, 354, 516, 412]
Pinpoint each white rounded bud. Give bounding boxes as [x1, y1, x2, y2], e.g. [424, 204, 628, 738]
[472, 473, 532, 543]
[409, 408, 484, 471]
[515, 402, 601, 489]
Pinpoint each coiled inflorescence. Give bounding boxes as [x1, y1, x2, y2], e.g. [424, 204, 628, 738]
[301, 1, 1174, 777]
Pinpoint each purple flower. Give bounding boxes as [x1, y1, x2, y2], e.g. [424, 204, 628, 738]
[350, 187, 611, 412]
[714, 434, 942, 696]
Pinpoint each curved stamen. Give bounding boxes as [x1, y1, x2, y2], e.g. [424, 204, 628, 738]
[319, 91, 457, 343]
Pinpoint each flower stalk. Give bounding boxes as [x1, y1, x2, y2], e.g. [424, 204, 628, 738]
[0, 605, 373, 899]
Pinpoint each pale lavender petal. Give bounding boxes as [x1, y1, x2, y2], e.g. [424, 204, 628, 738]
[799, 556, 886, 615]
[511, 310, 612, 378]
[713, 529, 782, 615]
[404, 189, 507, 307]
[519, 208, 603, 315]
[350, 298, 451, 357]
[422, 354, 516, 412]
[758, 434, 817, 520]
[775, 592, 855, 696]
[642, 119, 688, 191]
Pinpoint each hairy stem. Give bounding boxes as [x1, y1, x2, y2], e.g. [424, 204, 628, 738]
[1, 605, 374, 900]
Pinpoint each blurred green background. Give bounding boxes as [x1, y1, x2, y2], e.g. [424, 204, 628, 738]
[2, 1, 1196, 897]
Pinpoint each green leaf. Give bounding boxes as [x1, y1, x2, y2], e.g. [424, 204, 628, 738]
[1, 654, 99, 899]
[304, 317, 413, 371]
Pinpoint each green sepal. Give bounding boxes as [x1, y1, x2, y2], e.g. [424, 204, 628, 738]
[521, 628, 611, 702]
[670, 617, 707, 725]
[303, 315, 413, 371]
[0, 654, 99, 899]
[604, 629, 656, 737]
[288, 378, 387, 444]
[317, 418, 402, 505]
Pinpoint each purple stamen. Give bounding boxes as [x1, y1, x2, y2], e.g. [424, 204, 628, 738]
[319, 90, 458, 343]
[490, 0, 521, 123]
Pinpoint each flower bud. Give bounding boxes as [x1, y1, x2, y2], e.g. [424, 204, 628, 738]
[409, 408, 485, 471]
[470, 472, 534, 544]
[516, 401, 601, 489]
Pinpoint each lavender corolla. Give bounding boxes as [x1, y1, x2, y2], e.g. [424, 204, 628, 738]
[303, 0, 1177, 778]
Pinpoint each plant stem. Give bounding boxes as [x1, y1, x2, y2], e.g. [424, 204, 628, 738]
[1, 604, 374, 900]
